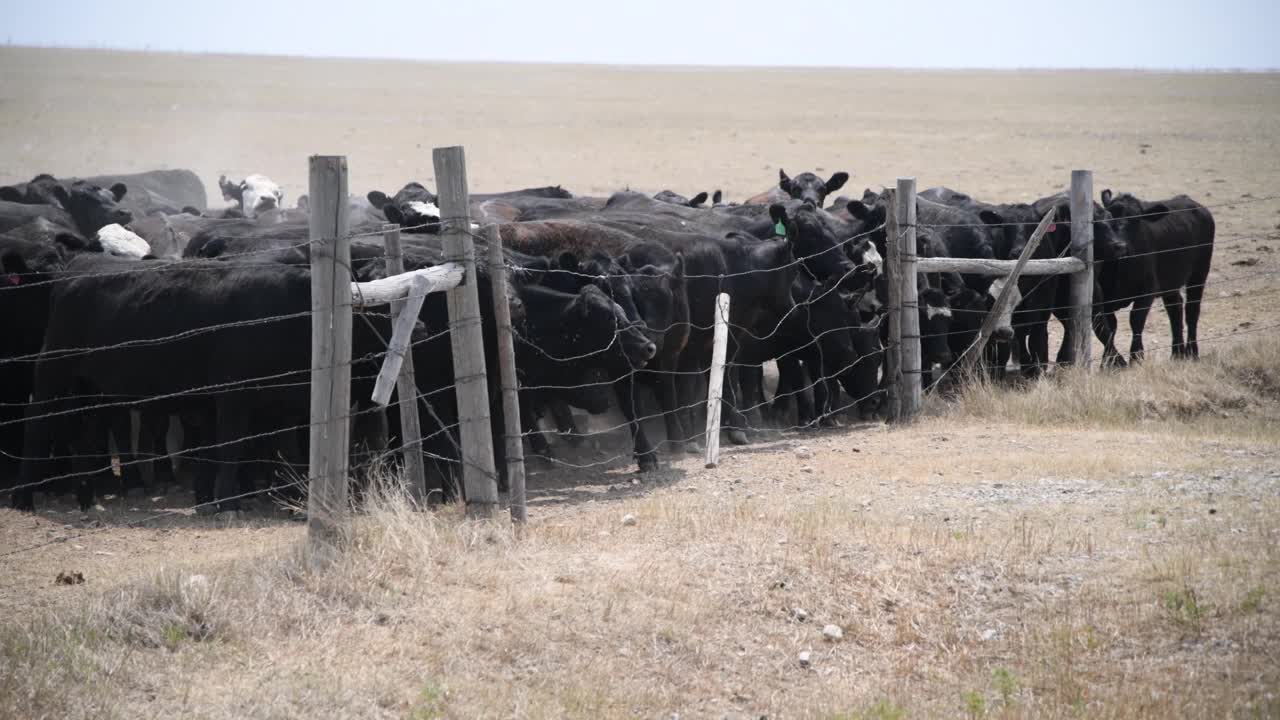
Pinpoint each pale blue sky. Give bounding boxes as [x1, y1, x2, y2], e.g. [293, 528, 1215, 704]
[6, 0, 1279, 69]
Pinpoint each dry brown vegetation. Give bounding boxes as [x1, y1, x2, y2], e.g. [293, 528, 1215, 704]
[3, 336, 1278, 719]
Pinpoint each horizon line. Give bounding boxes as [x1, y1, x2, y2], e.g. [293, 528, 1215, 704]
[4, 43, 1278, 74]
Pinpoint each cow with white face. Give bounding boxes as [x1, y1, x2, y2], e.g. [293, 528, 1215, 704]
[366, 182, 441, 233]
[219, 174, 284, 218]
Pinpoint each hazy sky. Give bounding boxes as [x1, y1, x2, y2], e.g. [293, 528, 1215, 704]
[7, 0, 1279, 69]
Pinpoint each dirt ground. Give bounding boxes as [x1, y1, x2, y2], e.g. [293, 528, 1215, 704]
[1, 48, 1279, 718]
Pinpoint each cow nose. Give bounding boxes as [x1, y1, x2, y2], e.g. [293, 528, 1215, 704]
[993, 327, 1014, 343]
[643, 342, 657, 360]
[258, 197, 277, 211]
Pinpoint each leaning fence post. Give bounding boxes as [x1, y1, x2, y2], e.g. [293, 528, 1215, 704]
[896, 178, 922, 420]
[1069, 170, 1095, 368]
[432, 146, 499, 516]
[484, 224, 527, 524]
[307, 155, 352, 569]
[379, 223, 428, 503]
[704, 292, 731, 468]
[884, 188, 903, 422]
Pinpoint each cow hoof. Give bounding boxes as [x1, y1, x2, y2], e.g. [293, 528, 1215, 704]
[727, 429, 749, 446]
[194, 504, 218, 517]
[637, 455, 659, 473]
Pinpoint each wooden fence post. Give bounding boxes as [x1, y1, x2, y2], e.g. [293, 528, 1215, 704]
[484, 224, 527, 524]
[381, 224, 428, 503]
[432, 146, 499, 516]
[884, 188, 902, 423]
[1069, 170, 1095, 368]
[704, 292, 731, 468]
[307, 155, 351, 568]
[896, 178, 922, 420]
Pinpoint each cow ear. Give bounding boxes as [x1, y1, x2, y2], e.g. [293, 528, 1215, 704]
[109, 183, 127, 201]
[978, 209, 1004, 226]
[296, 194, 309, 211]
[778, 169, 793, 194]
[1140, 203, 1169, 221]
[712, 190, 722, 205]
[688, 191, 708, 208]
[52, 184, 70, 207]
[366, 191, 389, 209]
[825, 172, 850, 194]
[218, 175, 235, 200]
[1100, 189, 1113, 206]
[768, 204, 789, 237]
[846, 200, 871, 220]
[382, 204, 404, 224]
[0, 186, 21, 202]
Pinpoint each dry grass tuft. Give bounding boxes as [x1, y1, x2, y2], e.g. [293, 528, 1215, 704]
[935, 335, 1280, 437]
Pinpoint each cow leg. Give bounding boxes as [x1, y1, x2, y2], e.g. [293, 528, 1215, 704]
[520, 391, 552, 458]
[1029, 321, 1050, 376]
[210, 395, 250, 515]
[653, 371, 692, 454]
[1128, 295, 1154, 363]
[1184, 281, 1205, 359]
[737, 365, 765, 428]
[1093, 309, 1126, 368]
[1162, 290, 1187, 359]
[107, 410, 141, 499]
[613, 375, 658, 472]
[137, 411, 174, 494]
[547, 399, 584, 447]
[711, 367, 750, 445]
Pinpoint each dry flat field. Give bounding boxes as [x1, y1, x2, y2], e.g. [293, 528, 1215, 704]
[1, 48, 1279, 719]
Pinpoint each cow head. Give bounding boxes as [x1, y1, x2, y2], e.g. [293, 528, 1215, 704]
[619, 252, 686, 355]
[845, 198, 889, 258]
[653, 190, 710, 208]
[53, 181, 133, 238]
[779, 169, 849, 208]
[918, 285, 954, 368]
[368, 182, 441, 233]
[770, 202, 858, 286]
[570, 284, 658, 371]
[220, 174, 283, 218]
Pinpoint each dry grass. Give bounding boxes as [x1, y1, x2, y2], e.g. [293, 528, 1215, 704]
[937, 335, 1280, 441]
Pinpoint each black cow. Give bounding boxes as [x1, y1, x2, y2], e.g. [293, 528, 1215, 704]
[779, 169, 850, 208]
[3, 170, 206, 217]
[11, 257, 395, 513]
[1099, 190, 1214, 361]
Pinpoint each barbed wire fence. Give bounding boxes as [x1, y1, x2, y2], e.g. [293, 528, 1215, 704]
[1, 151, 1275, 565]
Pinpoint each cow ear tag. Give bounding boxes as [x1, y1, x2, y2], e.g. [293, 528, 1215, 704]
[774, 221, 787, 237]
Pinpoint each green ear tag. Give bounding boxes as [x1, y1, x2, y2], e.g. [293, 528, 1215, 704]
[774, 221, 787, 236]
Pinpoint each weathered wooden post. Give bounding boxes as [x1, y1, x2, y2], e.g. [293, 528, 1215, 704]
[884, 188, 903, 423]
[381, 223, 428, 503]
[897, 178, 922, 420]
[307, 155, 352, 568]
[484, 224, 527, 524]
[704, 292, 731, 468]
[432, 146, 499, 516]
[1069, 170, 1095, 368]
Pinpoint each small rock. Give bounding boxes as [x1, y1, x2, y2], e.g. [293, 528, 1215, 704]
[801, 466, 814, 474]
[794, 446, 813, 460]
[1231, 257, 1260, 267]
[630, 478, 640, 486]
[981, 628, 999, 641]
[93, 504, 106, 512]
[621, 514, 638, 527]
[373, 613, 390, 626]
[822, 624, 843, 641]
[1209, 508, 1217, 515]
[792, 607, 809, 621]
[55, 571, 85, 586]
[798, 650, 812, 667]
[598, 530, 611, 537]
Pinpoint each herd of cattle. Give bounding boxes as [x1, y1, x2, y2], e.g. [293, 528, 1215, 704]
[0, 167, 1216, 514]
